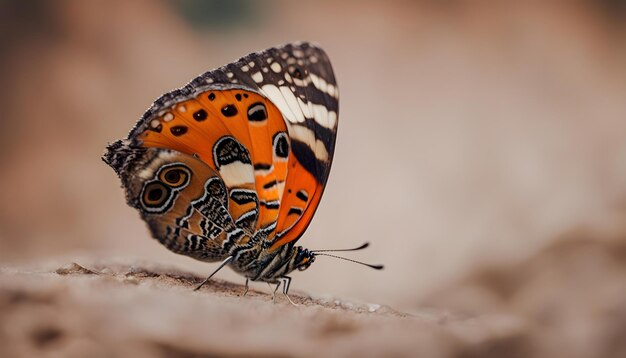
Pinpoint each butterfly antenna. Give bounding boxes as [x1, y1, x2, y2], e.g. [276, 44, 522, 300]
[314, 253, 384, 270]
[312, 242, 370, 253]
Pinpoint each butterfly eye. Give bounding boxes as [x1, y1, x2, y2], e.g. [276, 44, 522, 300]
[295, 248, 315, 271]
[159, 166, 189, 188]
[142, 182, 170, 207]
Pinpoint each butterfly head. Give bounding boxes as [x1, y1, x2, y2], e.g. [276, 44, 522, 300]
[294, 247, 316, 272]
[287, 243, 385, 274]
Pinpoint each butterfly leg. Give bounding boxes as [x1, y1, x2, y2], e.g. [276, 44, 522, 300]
[242, 278, 249, 296]
[281, 276, 298, 307]
[194, 256, 233, 291]
[271, 281, 281, 303]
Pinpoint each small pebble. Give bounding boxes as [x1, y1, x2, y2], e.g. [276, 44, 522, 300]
[55, 263, 97, 275]
[122, 277, 139, 285]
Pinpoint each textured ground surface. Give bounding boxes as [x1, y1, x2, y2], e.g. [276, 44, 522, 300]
[0, 260, 525, 358]
[3, 223, 626, 358]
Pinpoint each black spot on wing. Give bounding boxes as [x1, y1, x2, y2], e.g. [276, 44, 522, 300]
[261, 200, 280, 210]
[170, 126, 188, 136]
[229, 189, 258, 205]
[296, 190, 308, 202]
[193, 109, 208, 121]
[254, 163, 272, 171]
[273, 132, 289, 158]
[213, 136, 251, 167]
[290, 139, 328, 183]
[247, 102, 268, 122]
[263, 180, 277, 190]
[221, 104, 238, 117]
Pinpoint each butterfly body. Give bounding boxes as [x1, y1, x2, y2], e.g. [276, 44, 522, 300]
[104, 42, 336, 286]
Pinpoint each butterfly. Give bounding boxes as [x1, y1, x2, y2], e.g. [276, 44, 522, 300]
[103, 42, 382, 303]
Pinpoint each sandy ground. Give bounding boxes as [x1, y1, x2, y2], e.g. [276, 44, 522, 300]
[0, 260, 519, 358]
[2, 217, 625, 358]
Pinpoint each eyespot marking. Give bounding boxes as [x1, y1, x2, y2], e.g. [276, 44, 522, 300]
[140, 181, 173, 213]
[158, 165, 190, 188]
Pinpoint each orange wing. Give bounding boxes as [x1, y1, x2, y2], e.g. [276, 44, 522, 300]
[137, 89, 289, 235]
[127, 42, 338, 250]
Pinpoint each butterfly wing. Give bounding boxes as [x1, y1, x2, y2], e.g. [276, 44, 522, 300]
[132, 88, 288, 238]
[112, 42, 338, 258]
[103, 144, 248, 261]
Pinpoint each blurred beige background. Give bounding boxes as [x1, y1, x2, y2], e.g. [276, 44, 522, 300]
[1, 0, 625, 310]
